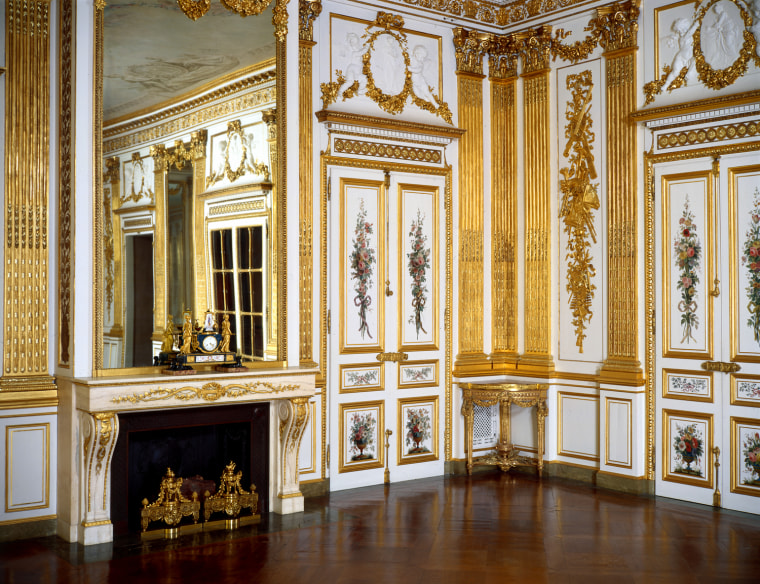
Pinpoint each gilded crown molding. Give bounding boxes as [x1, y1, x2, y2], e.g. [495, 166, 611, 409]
[299, 0, 322, 41]
[454, 27, 491, 76]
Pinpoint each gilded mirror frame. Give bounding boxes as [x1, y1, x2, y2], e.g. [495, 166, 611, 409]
[92, 1, 288, 375]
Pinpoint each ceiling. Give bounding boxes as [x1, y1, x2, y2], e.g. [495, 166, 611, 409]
[103, 0, 275, 123]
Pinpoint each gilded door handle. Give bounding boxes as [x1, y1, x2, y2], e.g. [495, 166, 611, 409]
[710, 278, 720, 297]
[376, 352, 408, 363]
[700, 361, 740, 373]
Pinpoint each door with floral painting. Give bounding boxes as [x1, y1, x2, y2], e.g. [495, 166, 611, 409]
[327, 165, 446, 491]
[655, 151, 760, 514]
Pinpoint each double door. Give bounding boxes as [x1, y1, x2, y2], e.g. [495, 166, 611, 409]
[327, 166, 446, 490]
[655, 151, 760, 514]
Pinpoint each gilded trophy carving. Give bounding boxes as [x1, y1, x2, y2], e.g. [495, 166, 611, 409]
[559, 70, 599, 352]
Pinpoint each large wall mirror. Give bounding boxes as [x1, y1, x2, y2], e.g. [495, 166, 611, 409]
[95, 0, 286, 372]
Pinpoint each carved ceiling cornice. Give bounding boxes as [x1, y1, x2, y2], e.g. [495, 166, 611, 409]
[367, 0, 598, 29]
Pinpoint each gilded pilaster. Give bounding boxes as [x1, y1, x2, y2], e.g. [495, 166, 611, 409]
[103, 159, 123, 342]
[190, 132, 208, 319]
[273, 0, 288, 363]
[519, 26, 554, 374]
[299, 0, 321, 368]
[489, 35, 519, 369]
[150, 146, 168, 340]
[453, 28, 489, 374]
[58, 0, 74, 368]
[262, 109, 279, 359]
[598, 3, 643, 385]
[1, 0, 56, 391]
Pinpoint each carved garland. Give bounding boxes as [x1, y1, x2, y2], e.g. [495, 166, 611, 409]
[559, 70, 599, 352]
[111, 381, 303, 405]
[320, 12, 453, 123]
[206, 120, 271, 187]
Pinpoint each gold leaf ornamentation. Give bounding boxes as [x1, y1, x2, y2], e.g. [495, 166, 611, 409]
[112, 381, 302, 404]
[559, 70, 598, 352]
[323, 12, 452, 123]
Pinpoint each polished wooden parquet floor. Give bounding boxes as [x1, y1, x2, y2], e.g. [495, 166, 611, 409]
[1, 472, 759, 583]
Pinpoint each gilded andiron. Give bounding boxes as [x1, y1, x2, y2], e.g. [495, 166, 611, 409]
[140, 468, 201, 538]
[203, 461, 259, 529]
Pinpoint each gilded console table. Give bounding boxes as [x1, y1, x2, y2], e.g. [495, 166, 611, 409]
[460, 383, 549, 476]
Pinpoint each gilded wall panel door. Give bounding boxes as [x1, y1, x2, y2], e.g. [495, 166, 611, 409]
[655, 151, 760, 515]
[328, 165, 446, 492]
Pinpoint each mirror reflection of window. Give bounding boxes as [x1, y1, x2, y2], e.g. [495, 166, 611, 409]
[210, 224, 266, 360]
[125, 233, 154, 367]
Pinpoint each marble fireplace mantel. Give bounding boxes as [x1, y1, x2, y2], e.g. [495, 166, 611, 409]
[57, 366, 318, 545]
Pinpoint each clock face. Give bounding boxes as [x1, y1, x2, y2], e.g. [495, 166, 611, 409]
[201, 335, 218, 352]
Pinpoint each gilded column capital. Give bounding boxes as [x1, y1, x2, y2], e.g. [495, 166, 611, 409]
[517, 25, 553, 75]
[150, 144, 167, 172]
[273, 0, 288, 43]
[298, 0, 322, 42]
[488, 34, 520, 80]
[104, 157, 120, 185]
[190, 129, 207, 160]
[594, 0, 639, 53]
[262, 108, 277, 140]
[453, 28, 490, 76]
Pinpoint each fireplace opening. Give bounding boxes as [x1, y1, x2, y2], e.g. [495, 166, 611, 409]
[110, 403, 269, 535]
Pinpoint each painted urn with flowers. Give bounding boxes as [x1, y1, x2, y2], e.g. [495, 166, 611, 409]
[673, 423, 704, 475]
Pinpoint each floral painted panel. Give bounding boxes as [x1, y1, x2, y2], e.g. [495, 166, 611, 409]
[736, 380, 760, 405]
[398, 396, 439, 465]
[339, 401, 384, 473]
[731, 418, 760, 498]
[340, 363, 384, 393]
[663, 369, 712, 402]
[341, 181, 384, 353]
[663, 410, 712, 488]
[663, 174, 712, 358]
[399, 185, 437, 351]
[398, 360, 438, 388]
[731, 167, 760, 361]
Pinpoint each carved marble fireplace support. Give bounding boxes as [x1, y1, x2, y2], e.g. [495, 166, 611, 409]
[57, 369, 318, 545]
[273, 397, 311, 514]
[79, 411, 119, 545]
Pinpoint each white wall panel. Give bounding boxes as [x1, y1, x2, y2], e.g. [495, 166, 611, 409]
[558, 392, 599, 461]
[0, 409, 57, 523]
[605, 398, 632, 468]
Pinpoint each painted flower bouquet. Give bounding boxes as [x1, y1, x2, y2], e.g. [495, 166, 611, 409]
[673, 198, 702, 344]
[346, 370, 378, 386]
[742, 431, 760, 485]
[407, 210, 431, 338]
[349, 411, 376, 461]
[741, 188, 760, 343]
[350, 200, 376, 339]
[405, 407, 432, 454]
[673, 422, 704, 475]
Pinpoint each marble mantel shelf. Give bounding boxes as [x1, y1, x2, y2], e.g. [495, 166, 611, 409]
[58, 366, 318, 546]
[72, 365, 319, 413]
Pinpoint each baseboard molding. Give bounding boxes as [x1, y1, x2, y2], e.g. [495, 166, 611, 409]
[445, 459, 654, 496]
[300, 478, 329, 498]
[0, 517, 57, 543]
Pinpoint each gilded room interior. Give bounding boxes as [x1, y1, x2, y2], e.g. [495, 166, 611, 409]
[1, 0, 759, 551]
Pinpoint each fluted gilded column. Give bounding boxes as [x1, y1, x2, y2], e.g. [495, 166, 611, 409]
[598, 3, 643, 386]
[453, 28, 489, 375]
[262, 109, 279, 359]
[518, 26, 554, 375]
[1, 1, 56, 391]
[488, 34, 520, 371]
[299, 0, 321, 367]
